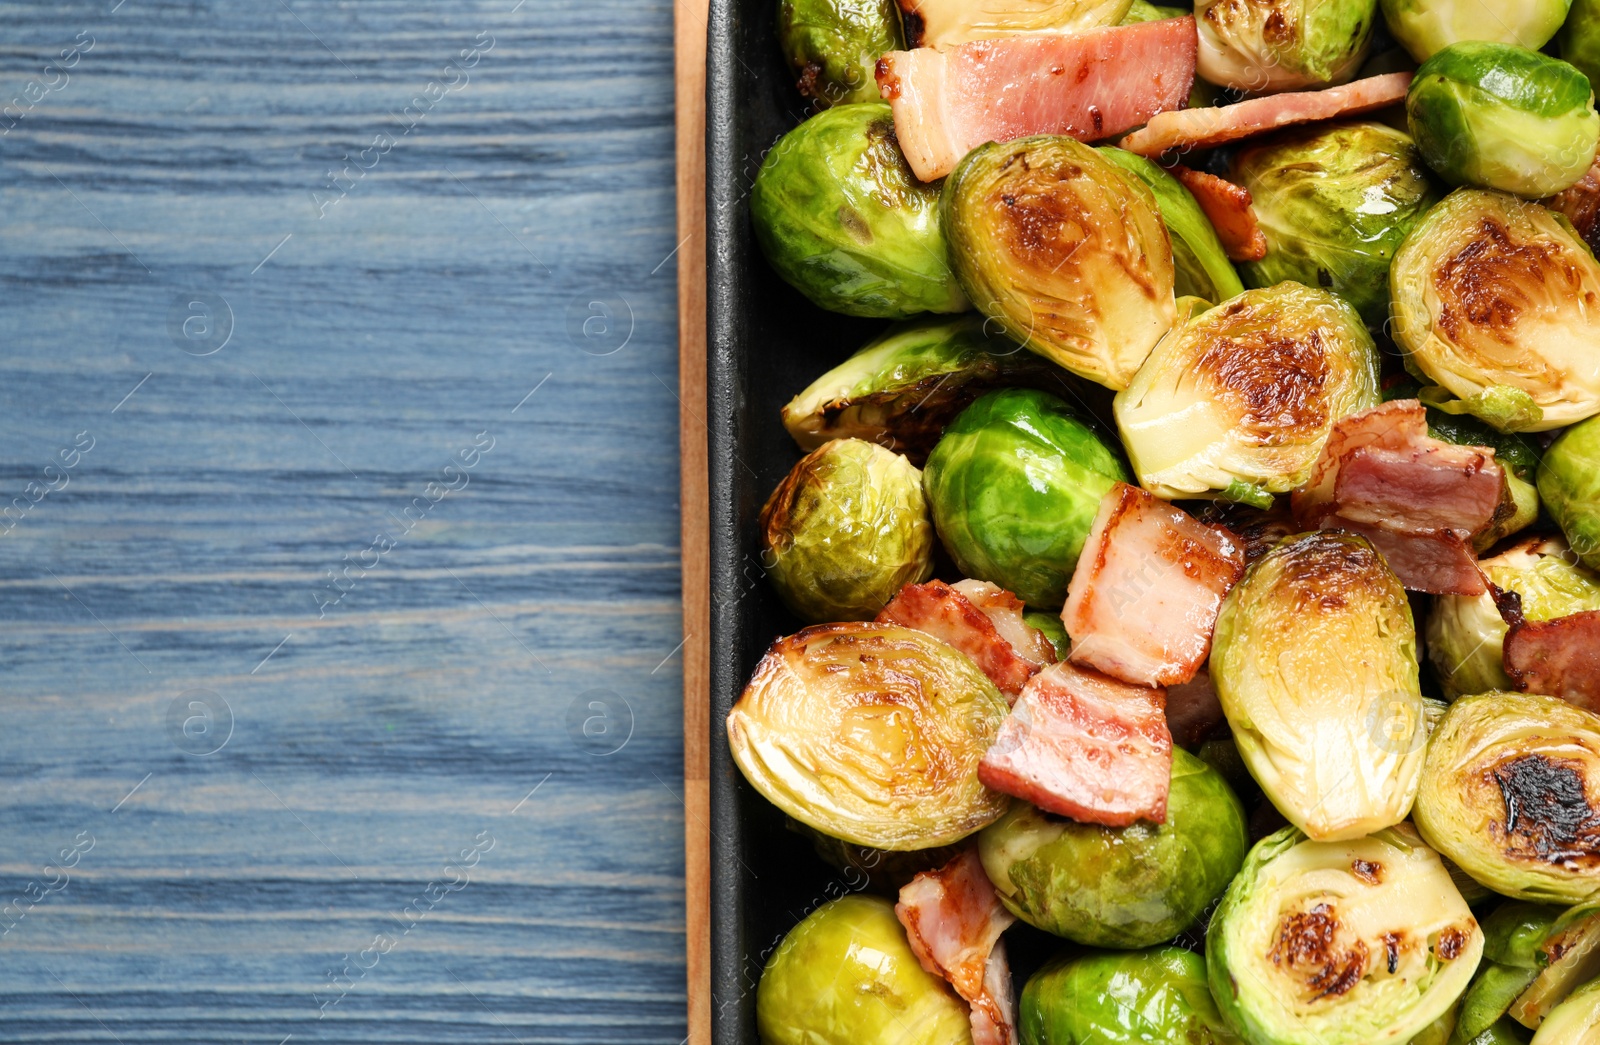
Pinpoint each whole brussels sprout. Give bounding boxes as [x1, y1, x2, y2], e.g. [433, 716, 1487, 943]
[1508, 895, 1600, 1029]
[727, 622, 1011, 850]
[1207, 825, 1483, 1045]
[1453, 902, 1563, 1042]
[757, 894, 974, 1045]
[1380, 0, 1572, 63]
[1121, 0, 1187, 23]
[1427, 537, 1600, 699]
[1023, 610, 1071, 660]
[923, 388, 1131, 608]
[1100, 146, 1246, 304]
[1467, 1019, 1536, 1045]
[1020, 947, 1244, 1044]
[750, 102, 967, 318]
[1211, 531, 1424, 841]
[1531, 976, 1600, 1043]
[942, 136, 1176, 391]
[1414, 692, 1600, 903]
[1407, 43, 1600, 198]
[1115, 285, 1380, 507]
[1390, 188, 1600, 432]
[1539, 416, 1600, 571]
[1195, 0, 1379, 94]
[778, 0, 904, 108]
[759, 438, 934, 622]
[1230, 121, 1442, 328]
[1563, 0, 1600, 90]
[977, 749, 1248, 948]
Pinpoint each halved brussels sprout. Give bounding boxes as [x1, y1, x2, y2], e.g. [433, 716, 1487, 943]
[727, 622, 1011, 850]
[1211, 531, 1424, 841]
[1230, 121, 1441, 328]
[923, 388, 1130, 609]
[1020, 947, 1245, 1044]
[1407, 43, 1600, 198]
[1427, 537, 1600, 699]
[1380, 0, 1572, 63]
[1531, 976, 1600, 1043]
[780, 315, 1066, 463]
[1207, 824, 1483, 1045]
[904, 0, 1132, 47]
[1194, 0, 1378, 94]
[759, 438, 934, 623]
[1100, 146, 1246, 304]
[1539, 416, 1600, 571]
[942, 136, 1176, 391]
[1390, 188, 1600, 432]
[758, 894, 975, 1045]
[751, 102, 967, 318]
[977, 748, 1248, 949]
[1454, 902, 1564, 1042]
[779, 0, 905, 107]
[1414, 692, 1600, 903]
[1115, 285, 1379, 507]
[1509, 897, 1600, 1029]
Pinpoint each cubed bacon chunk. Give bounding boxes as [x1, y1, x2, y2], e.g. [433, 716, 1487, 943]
[1062, 483, 1245, 688]
[1504, 610, 1600, 715]
[978, 661, 1172, 826]
[876, 17, 1197, 182]
[896, 849, 1018, 1045]
[878, 579, 1055, 699]
[1169, 165, 1268, 262]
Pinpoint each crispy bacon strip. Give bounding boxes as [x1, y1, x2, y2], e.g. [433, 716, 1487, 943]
[896, 849, 1018, 1045]
[979, 661, 1172, 826]
[1503, 609, 1600, 715]
[1169, 165, 1267, 262]
[878, 579, 1054, 699]
[1120, 72, 1412, 157]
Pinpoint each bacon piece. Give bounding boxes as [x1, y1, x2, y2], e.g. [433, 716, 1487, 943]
[876, 18, 1197, 182]
[1503, 610, 1600, 714]
[878, 579, 1054, 699]
[1062, 483, 1244, 688]
[1291, 400, 1502, 596]
[1166, 669, 1225, 749]
[896, 849, 1018, 1045]
[979, 661, 1172, 825]
[1169, 165, 1267, 262]
[1544, 153, 1600, 258]
[1120, 72, 1412, 158]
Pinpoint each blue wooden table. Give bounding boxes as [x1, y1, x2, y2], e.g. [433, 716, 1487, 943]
[0, 1, 686, 1040]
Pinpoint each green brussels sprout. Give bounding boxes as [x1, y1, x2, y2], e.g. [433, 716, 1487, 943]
[1390, 188, 1600, 432]
[778, 0, 904, 108]
[1461, 1019, 1535, 1045]
[1407, 43, 1600, 198]
[1414, 692, 1600, 904]
[977, 748, 1248, 948]
[1427, 537, 1600, 699]
[1539, 416, 1600, 571]
[1230, 121, 1442, 328]
[923, 388, 1130, 609]
[757, 895, 975, 1045]
[1115, 285, 1380, 507]
[759, 438, 934, 622]
[750, 102, 967, 319]
[1211, 531, 1424, 841]
[1194, 0, 1379, 94]
[1563, 0, 1600, 90]
[942, 136, 1176, 391]
[1023, 610, 1071, 660]
[1509, 896, 1600, 1030]
[1120, 0, 1187, 23]
[793, 819, 966, 892]
[727, 622, 1011, 850]
[1531, 976, 1600, 1043]
[1020, 947, 1245, 1044]
[780, 314, 1067, 463]
[1454, 902, 1564, 1042]
[1207, 825, 1484, 1045]
[1380, 0, 1572, 63]
[1100, 146, 1246, 304]
[907, 0, 1133, 47]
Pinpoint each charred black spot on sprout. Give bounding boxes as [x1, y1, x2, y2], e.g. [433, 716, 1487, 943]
[1352, 858, 1383, 884]
[1490, 753, 1600, 868]
[1269, 903, 1369, 1001]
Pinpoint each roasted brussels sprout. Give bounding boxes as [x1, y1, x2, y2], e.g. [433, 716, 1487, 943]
[977, 749, 1248, 948]
[751, 102, 966, 319]
[1427, 538, 1600, 699]
[727, 622, 1011, 850]
[1100, 146, 1245, 304]
[1024, 610, 1071, 660]
[905, 0, 1133, 47]
[1380, 0, 1572, 63]
[1467, 1019, 1536, 1045]
[1115, 285, 1379, 507]
[1194, 0, 1379, 94]
[757, 894, 975, 1045]
[1407, 44, 1600, 198]
[1508, 897, 1600, 1029]
[1531, 976, 1600, 1043]
[1539, 416, 1600, 570]
[1020, 947, 1245, 1044]
[1211, 531, 1424, 841]
[942, 136, 1176, 391]
[923, 389, 1130, 609]
[1207, 825, 1483, 1045]
[795, 820, 965, 892]
[778, 0, 904, 107]
[1454, 902, 1563, 1042]
[780, 315, 1065, 463]
[1230, 121, 1441, 328]
[1390, 189, 1600, 432]
[1564, 0, 1600, 90]
[759, 438, 934, 622]
[1414, 692, 1600, 903]
[1120, 0, 1187, 22]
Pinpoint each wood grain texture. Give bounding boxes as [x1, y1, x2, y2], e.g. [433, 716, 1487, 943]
[0, 1, 686, 1041]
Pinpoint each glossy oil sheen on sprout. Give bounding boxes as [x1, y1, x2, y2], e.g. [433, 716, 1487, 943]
[1020, 947, 1244, 1044]
[1195, 0, 1378, 94]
